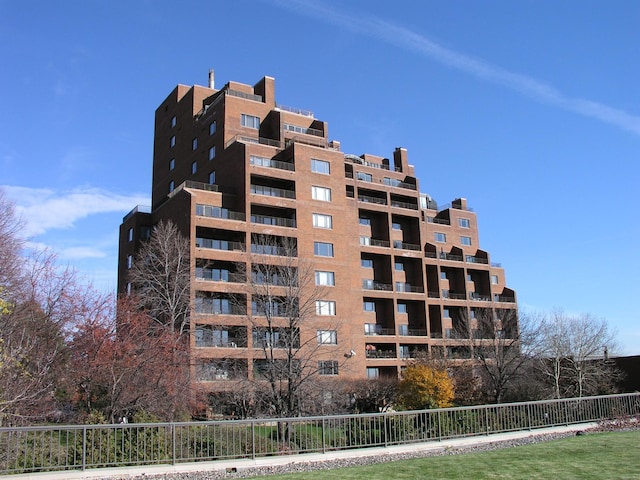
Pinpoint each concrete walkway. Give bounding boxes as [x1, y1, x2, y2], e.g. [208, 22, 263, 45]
[7, 423, 597, 480]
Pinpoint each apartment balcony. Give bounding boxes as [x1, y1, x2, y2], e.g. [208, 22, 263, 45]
[195, 238, 245, 251]
[466, 256, 489, 265]
[360, 237, 391, 248]
[427, 291, 440, 298]
[196, 204, 246, 221]
[250, 184, 296, 199]
[358, 194, 387, 206]
[365, 350, 397, 359]
[440, 252, 463, 262]
[393, 241, 421, 251]
[362, 280, 393, 291]
[249, 156, 294, 171]
[364, 324, 395, 336]
[250, 214, 296, 228]
[470, 292, 491, 302]
[494, 295, 516, 303]
[426, 217, 451, 225]
[225, 134, 283, 149]
[442, 290, 466, 300]
[395, 283, 425, 294]
[390, 200, 418, 210]
[195, 336, 248, 348]
[399, 328, 428, 337]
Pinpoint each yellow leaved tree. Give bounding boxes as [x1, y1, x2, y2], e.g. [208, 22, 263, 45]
[397, 364, 455, 410]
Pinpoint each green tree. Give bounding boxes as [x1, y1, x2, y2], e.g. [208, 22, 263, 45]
[397, 364, 454, 410]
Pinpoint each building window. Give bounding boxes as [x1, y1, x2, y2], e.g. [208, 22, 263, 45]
[466, 274, 472, 282]
[209, 120, 216, 135]
[361, 258, 373, 268]
[359, 217, 371, 226]
[126, 282, 132, 295]
[127, 227, 133, 242]
[435, 232, 446, 243]
[459, 218, 470, 228]
[440, 271, 447, 280]
[443, 308, 450, 318]
[461, 236, 472, 246]
[491, 275, 499, 285]
[359, 236, 371, 246]
[363, 301, 375, 312]
[192, 138, 198, 150]
[315, 271, 335, 286]
[171, 116, 176, 128]
[317, 330, 337, 345]
[126, 255, 133, 269]
[169, 158, 175, 171]
[395, 262, 404, 271]
[191, 161, 197, 174]
[318, 360, 339, 375]
[312, 186, 331, 201]
[392, 222, 402, 230]
[314, 241, 334, 257]
[208, 171, 215, 185]
[316, 300, 336, 316]
[170, 135, 176, 148]
[397, 303, 407, 313]
[312, 213, 333, 229]
[311, 159, 330, 174]
[241, 113, 260, 129]
[209, 146, 216, 160]
[356, 172, 372, 182]
[169, 180, 175, 193]
[366, 367, 379, 379]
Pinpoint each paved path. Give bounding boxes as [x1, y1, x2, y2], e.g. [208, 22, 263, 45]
[7, 423, 597, 480]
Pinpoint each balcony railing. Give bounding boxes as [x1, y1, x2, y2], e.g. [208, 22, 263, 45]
[226, 135, 283, 149]
[365, 350, 396, 359]
[227, 88, 263, 102]
[358, 195, 387, 205]
[396, 284, 424, 294]
[276, 104, 314, 117]
[364, 328, 395, 336]
[428, 291, 440, 298]
[249, 157, 295, 171]
[470, 293, 491, 302]
[390, 200, 419, 210]
[250, 185, 296, 199]
[495, 295, 516, 303]
[399, 328, 428, 337]
[195, 238, 244, 251]
[196, 337, 248, 348]
[440, 253, 463, 262]
[362, 280, 393, 291]
[250, 215, 296, 228]
[284, 123, 324, 137]
[466, 256, 489, 264]
[426, 217, 451, 225]
[196, 204, 245, 221]
[442, 291, 466, 300]
[393, 241, 421, 251]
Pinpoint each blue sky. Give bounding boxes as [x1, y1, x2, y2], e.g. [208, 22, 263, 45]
[1, 1, 638, 355]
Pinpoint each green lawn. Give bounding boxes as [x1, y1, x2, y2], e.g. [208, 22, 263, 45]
[264, 431, 640, 480]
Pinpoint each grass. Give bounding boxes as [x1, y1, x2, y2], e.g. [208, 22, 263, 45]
[263, 431, 640, 480]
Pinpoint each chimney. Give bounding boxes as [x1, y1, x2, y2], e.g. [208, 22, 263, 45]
[208, 69, 215, 89]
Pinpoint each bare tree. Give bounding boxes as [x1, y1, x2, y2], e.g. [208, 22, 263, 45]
[538, 310, 620, 398]
[453, 308, 543, 403]
[0, 188, 25, 305]
[235, 234, 347, 421]
[127, 220, 191, 335]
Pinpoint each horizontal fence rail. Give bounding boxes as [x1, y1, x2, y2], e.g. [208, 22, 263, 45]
[0, 393, 638, 475]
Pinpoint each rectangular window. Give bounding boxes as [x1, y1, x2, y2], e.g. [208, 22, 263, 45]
[311, 159, 330, 174]
[312, 213, 333, 229]
[363, 301, 375, 312]
[356, 172, 372, 182]
[361, 258, 373, 268]
[169, 158, 175, 171]
[435, 232, 446, 243]
[359, 217, 371, 226]
[491, 275, 499, 285]
[314, 241, 334, 257]
[209, 171, 215, 185]
[359, 236, 371, 246]
[208, 146, 216, 160]
[316, 300, 336, 316]
[315, 271, 335, 286]
[443, 308, 450, 318]
[395, 262, 404, 271]
[392, 222, 402, 230]
[459, 218, 470, 228]
[397, 303, 407, 313]
[170, 135, 176, 147]
[366, 367, 379, 379]
[440, 271, 447, 280]
[241, 114, 260, 129]
[318, 360, 339, 375]
[191, 161, 197, 174]
[127, 227, 133, 242]
[169, 180, 175, 193]
[317, 330, 337, 345]
[171, 116, 176, 128]
[384, 177, 402, 187]
[126, 255, 133, 269]
[312, 186, 331, 202]
[461, 236, 472, 246]
[466, 274, 472, 282]
[192, 138, 198, 150]
[209, 120, 216, 135]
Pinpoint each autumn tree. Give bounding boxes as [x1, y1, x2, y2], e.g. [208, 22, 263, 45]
[537, 310, 620, 398]
[68, 296, 191, 422]
[127, 220, 191, 335]
[397, 364, 454, 410]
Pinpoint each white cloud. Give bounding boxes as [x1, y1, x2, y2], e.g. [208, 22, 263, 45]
[2, 185, 148, 237]
[277, 0, 640, 136]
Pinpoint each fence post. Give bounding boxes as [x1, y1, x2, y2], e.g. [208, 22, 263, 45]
[437, 411, 442, 441]
[171, 423, 176, 465]
[384, 414, 389, 447]
[527, 403, 532, 431]
[82, 426, 87, 471]
[485, 407, 489, 436]
[251, 420, 255, 459]
[322, 417, 326, 454]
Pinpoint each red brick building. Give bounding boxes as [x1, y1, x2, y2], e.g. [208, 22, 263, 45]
[118, 72, 517, 393]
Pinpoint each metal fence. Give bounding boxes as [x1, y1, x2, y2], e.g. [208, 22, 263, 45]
[0, 392, 638, 475]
